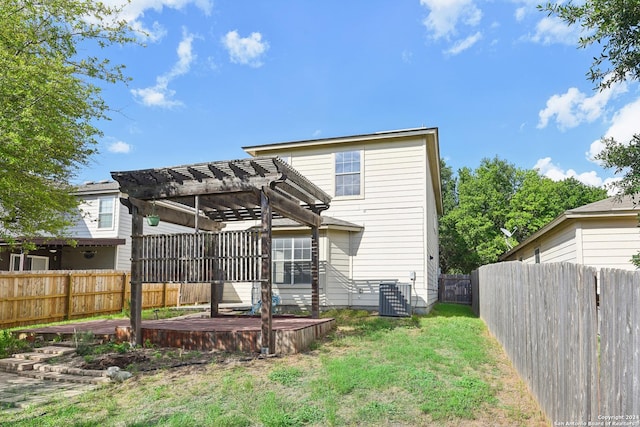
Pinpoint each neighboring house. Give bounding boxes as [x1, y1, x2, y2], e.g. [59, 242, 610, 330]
[0, 181, 191, 271]
[235, 127, 443, 313]
[501, 195, 640, 271]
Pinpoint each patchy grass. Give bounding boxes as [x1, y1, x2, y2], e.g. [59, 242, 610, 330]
[0, 304, 546, 426]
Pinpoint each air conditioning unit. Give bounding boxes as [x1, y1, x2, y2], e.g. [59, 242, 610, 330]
[379, 282, 412, 317]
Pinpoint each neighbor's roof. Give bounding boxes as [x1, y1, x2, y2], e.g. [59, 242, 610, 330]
[75, 180, 120, 195]
[566, 195, 639, 214]
[500, 195, 640, 260]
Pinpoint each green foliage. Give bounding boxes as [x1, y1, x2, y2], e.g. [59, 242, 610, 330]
[540, 0, 640, 89]
[596, 136, 640, 197]
[439, 157, 607, 273]
[541, 1, 640, 268]
[0, 329, 30, 357]
[72, 330, 95, 356]
[0, 0, 137, 243]
[268, 366, 303, 386]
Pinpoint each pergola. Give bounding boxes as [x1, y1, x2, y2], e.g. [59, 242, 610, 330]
[111, 157, 331, 354]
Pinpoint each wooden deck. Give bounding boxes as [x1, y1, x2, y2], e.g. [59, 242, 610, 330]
[15, 315, 336, 355]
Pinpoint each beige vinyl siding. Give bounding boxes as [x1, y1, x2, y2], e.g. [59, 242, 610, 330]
[581, 218, 640, 271]
[506, 223, 577, 265]
[325, 229, 351, 307]
[539, 223, 577, 263]
[254, 136, 432, 310]
[508, 224, 580, 264]
[425, 166, 439, 307]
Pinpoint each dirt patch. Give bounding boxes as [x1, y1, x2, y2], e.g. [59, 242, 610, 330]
[58, 346, 259, 374]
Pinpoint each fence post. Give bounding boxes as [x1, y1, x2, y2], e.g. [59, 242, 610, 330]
[162, 282, 167, 308]
[119, 272, 125, 312]
[65, 273, 74, 320]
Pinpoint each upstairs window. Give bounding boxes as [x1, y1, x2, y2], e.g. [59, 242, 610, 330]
[272, 237, 311, 285]
[98, 198, 114, 229]
[335, 150, 361, 197]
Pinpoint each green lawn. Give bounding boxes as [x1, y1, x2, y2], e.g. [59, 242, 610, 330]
[0, 304, 545, 426]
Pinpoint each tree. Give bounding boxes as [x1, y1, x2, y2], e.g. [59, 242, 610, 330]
[506, 174, 607, 242]
[541, 0, 640, 89]
[0, 1, 136, 245]
[438, 159, 467, 274]
[442, 157, 525, 273]
[542, 1, 640, 266]
[439, 157, 607, 273]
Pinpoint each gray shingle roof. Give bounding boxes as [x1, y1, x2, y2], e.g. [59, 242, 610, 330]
[567, 195, 640, 214]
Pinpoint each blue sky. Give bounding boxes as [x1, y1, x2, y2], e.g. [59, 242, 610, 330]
[78, 0, 640, 194]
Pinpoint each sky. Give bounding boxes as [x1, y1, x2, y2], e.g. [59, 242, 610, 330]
[76, 0, 640, 195]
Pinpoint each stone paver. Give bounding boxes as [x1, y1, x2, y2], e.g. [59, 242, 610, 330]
[0, 345, 109, 413]
[0, 371, 98, 412]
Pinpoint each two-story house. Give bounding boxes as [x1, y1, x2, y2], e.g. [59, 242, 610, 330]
[0, 181, 191, 271]
[235, 127, 443, 313]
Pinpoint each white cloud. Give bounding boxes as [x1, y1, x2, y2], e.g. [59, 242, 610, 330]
[420, 0, 482, 40]
[586, 97, 640, 160]
[131, 29, 196, 107]
[537, 82, 628, 130]
[222, 31, 269, 67]
[514, 7, 526, 22]
[444, 31, 482, 55]
[530, 16, 581, 45]
[401, 49, 413, 63]
[312, 129, 322, 137]
[533, 157, 620, 195]
[108, 141, 132, 154]
[103, 0, 212, 41]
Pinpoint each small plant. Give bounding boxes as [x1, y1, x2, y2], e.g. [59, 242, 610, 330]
[84, 355, 95, 363]
[73, 330, 95, 356]
[112, 341, 130, 354]
[0, 329, 30, 358]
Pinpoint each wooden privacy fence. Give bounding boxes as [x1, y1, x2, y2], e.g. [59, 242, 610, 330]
[0, 270, 215, 329]
[438, 274, 471, 304]
[473, 262, 639, 424]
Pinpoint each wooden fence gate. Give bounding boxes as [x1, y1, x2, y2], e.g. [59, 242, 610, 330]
[438, 274, 471, 304]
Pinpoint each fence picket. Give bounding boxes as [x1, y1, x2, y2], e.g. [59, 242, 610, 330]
[0, 270, 200, 328]
[472, 262, 638, 424]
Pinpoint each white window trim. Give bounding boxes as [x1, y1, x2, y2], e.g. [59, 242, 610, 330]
[333, 148, 364, 200]
[272, 236, 312, 286]
[98, 197, 115, 230]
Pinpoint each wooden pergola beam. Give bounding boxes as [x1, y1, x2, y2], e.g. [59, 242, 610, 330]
[263, 187, 321, 228]
[116, 177, 273, 201]
[123, 198, 223, 231]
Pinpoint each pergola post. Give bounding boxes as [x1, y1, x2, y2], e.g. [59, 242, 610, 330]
[260, 189, 274, 354]
[210, 232, 220, 318]
[311, 226, 320, 319]
[130, 205, 144, 346]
